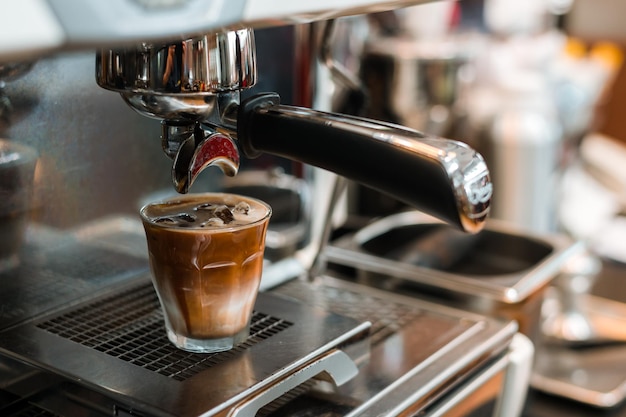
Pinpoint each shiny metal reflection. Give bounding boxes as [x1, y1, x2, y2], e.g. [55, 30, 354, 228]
[96, 29, 256, 122]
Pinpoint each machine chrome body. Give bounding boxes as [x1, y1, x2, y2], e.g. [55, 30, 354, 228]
[326, 211, 584, 304]
[96, 29, 257, 121]
[0, 1, 535, 416]
[0, 217, 528, 417]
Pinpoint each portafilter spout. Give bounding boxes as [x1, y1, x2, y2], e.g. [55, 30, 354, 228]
[96, 28, 492, 233]
[96, 29, 255, 192]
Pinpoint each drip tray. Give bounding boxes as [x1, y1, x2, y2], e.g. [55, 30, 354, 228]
[0, 277, 370, 417]
[326, 211, 583, 303]
[0, 216, 523, 416]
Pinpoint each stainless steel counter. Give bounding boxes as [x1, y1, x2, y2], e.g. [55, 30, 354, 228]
[0, 216, 527, 417]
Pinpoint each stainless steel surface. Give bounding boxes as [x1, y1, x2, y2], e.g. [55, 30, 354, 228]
[532, 325, 626, 408]
[97, 29, 257, 121]
[541, 252, 614, 345]
[228, 349, 359, 417]
[0, 215, 524, 417]
[309, 172, 349, 280]
[1, 53, 172, 229]
[0, 276, 370, 416]
[272, 275, 522, 416]
[0, 339, 530, 417]
[531, 259, 626, 408]
[0, 218, 149, 331]
[0, 284, 369, 417]
[326, 210, 584, 303]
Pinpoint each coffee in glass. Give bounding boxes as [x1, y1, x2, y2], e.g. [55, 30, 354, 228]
[140, 192, 271, 353]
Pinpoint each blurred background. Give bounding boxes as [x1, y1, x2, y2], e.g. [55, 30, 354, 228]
[3, 0, 626, 416]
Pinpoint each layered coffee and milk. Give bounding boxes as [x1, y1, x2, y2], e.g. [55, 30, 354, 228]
[141, 193, 271, 353]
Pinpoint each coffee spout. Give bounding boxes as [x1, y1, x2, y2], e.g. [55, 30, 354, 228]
[166, 122, 240, 194]
[96, 29, 253, 193]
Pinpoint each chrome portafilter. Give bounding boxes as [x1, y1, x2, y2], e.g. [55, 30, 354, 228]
[96, 29, 257, 193]
[96, 29, 256, 120]
[97, 28, 492, 234]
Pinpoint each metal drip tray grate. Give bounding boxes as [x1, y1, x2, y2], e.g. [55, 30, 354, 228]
[0, 275, 370, 416]
[3, 404, 58, 417]
[273, 278, 424, 344]
[36, 283, 293, 381]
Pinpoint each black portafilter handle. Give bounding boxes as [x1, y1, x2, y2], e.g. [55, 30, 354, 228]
[236, 93, 492, 233]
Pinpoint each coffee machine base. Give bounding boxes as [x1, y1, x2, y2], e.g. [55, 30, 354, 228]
[0, 217, 530, 416]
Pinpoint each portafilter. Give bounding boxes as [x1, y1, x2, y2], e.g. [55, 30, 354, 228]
[96, 28, 491, 233]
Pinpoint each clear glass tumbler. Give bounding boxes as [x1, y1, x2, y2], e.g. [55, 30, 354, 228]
[140, 192, 271, 353]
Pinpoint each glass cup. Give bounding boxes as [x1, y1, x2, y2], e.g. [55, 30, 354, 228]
[140, 192, 271, 353]
[0, 139, 37, 272]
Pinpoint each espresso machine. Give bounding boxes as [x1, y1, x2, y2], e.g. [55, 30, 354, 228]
[0, 1, 540, 416]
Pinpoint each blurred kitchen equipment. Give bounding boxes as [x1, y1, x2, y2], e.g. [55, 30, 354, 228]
[325, 211, 584, 342]
[361, 36, 467, 137]
[532, 253, 626, 408]
[220, 168, 311, 262]
[477, 74, 563, 234]
[534, 131, 626, 408]
[541, 251, 611, 346]
[0, 61, 34, 125]
[0, 139, 37, 271]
